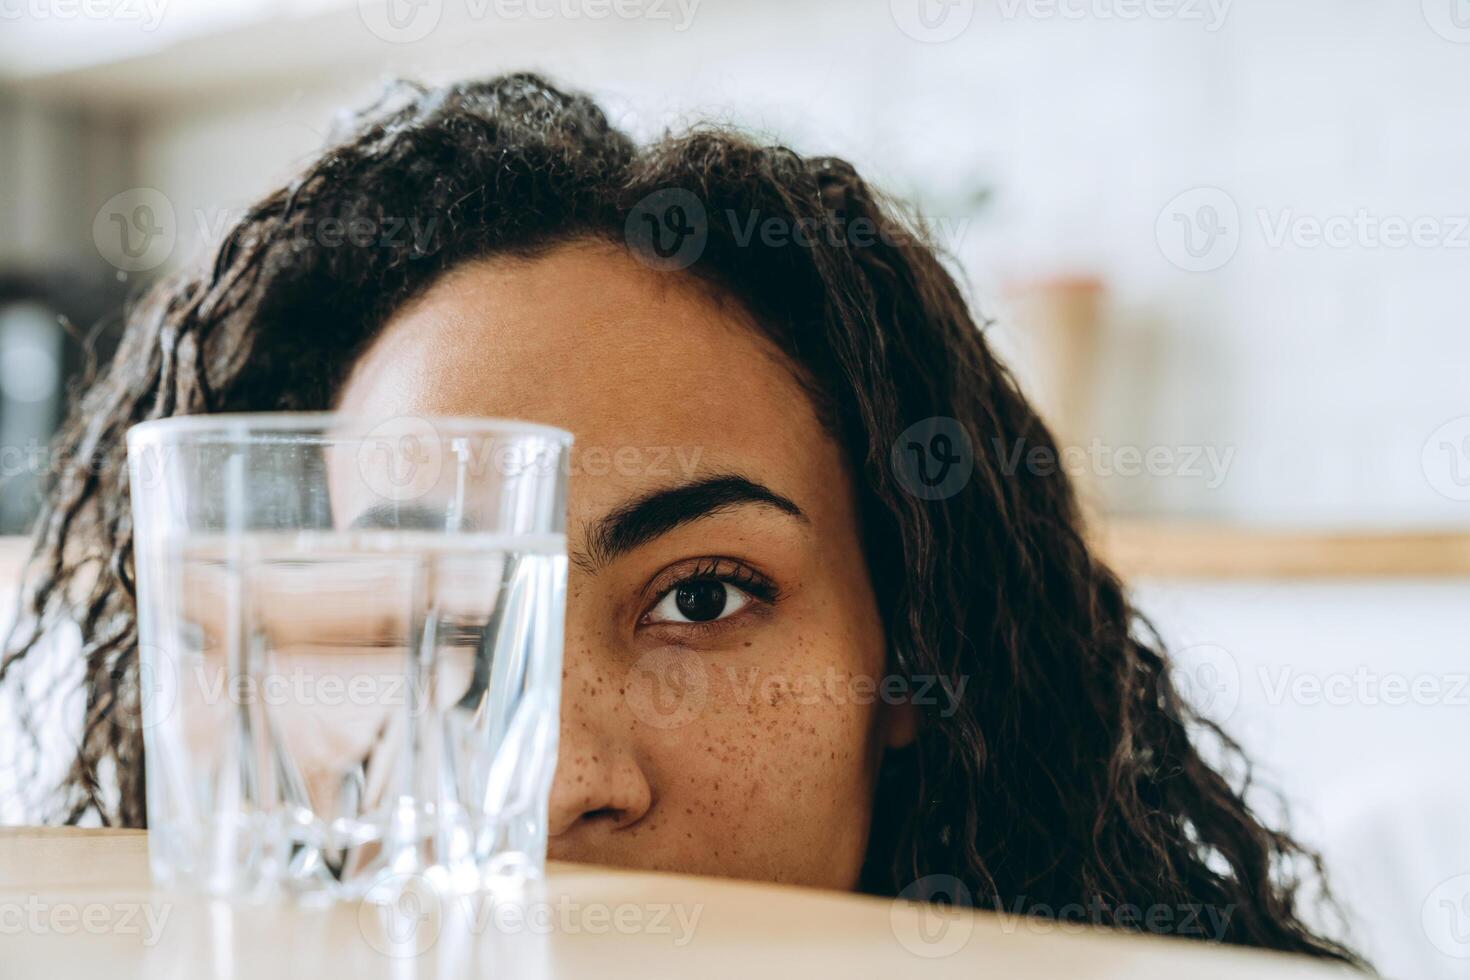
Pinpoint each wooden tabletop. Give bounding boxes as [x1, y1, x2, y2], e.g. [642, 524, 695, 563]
[0, 828, 1356, 979]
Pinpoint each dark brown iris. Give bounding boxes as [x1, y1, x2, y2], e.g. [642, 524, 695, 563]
[674, 580, 727, 621]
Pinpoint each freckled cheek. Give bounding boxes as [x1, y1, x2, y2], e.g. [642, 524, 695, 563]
[657, 669, 877, 829]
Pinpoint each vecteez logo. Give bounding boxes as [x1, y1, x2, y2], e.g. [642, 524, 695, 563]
[358, 0, 702, 42]
[358, 874, 443, 958]
[93, 188, 176, 274]
[1422, 873, 1470, 958]
[1171, 643, 1241, 723]
[890, 875, 975, 957]
[356, 416, 445, 503]
[891, 417, 975, 501]
[1156, 187, 1241, 273]
[358, 0, 443, 43]
[1423, 0, 1470, 43]
[995, 0, 1233, 31]
[890, 0, 975, 43]
[623, 649, 708, 730]
[1423, 416, 1470, 501]
[0, 0, 169, 31]
[625, 189, 708, 271]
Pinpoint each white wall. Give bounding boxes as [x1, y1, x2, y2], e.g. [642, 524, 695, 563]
[0, 95, 135, 271]
[63, 0, 1466, 527]
[1141, 578, 1470, 980]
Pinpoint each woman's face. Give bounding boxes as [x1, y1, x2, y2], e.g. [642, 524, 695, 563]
[336, 240, 912, 888]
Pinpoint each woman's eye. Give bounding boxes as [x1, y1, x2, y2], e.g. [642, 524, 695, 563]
[647, 578, 754, 624]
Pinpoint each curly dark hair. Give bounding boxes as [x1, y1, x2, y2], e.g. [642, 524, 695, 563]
[1, 72, 1362, 966]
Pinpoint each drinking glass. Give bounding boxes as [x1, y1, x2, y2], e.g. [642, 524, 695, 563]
[127, 413, 571, 900]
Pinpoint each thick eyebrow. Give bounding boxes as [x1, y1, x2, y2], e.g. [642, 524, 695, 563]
[577, 474, 807, 571]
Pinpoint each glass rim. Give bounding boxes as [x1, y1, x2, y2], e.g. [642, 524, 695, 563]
[126, 412, 574, 449]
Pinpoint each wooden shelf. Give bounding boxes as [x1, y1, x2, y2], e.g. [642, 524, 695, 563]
[4, 526, 1470, 591]
[1096, 521, 1470, 579]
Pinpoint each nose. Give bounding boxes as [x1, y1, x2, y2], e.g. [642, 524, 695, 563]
[547, 656, 654, 838]
[547, 726, 653, 836]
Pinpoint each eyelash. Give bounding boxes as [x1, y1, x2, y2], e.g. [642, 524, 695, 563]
[638, 557, 781, 631]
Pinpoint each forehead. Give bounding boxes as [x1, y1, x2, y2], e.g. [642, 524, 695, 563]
[335, 240, 844, 518]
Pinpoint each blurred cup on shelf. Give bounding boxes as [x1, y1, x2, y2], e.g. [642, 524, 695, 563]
[1002, 276, 1105, 514]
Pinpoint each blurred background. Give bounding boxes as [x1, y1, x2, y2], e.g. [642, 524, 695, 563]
[1, 2, 1467, 977]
